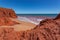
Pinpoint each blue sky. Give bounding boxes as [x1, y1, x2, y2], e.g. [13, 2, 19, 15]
[0, 0, 60, 14]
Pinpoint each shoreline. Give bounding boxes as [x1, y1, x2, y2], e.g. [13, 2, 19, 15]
[17, 16, 53, 25]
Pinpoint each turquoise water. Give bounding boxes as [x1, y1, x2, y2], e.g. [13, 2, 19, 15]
[17, 14, 58, 17]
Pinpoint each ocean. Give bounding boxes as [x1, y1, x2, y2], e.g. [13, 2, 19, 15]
[17, 14, 58, 17]
[17, 14, 58, 25]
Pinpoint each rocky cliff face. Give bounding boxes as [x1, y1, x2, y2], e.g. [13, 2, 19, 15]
[34, 14, 60, 40]
[0, 8, 60, 40]
[0, 14, 60, 40]
[0, 8, 19, 26]
[0, 8, 17, 18]
[54, 14, 60, 20]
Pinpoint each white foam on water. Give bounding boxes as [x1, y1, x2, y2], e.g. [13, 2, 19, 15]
[37, 19, 43, 21]
[17, 16, 43, 25]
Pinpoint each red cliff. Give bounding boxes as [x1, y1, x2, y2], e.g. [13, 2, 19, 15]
[54, 14, 60, 20]
[0, 8, 17, 18]
[0, 8, 19, 26]
[0, 7, 60, 40]
[35, 14, 60, 40]
[0, 14, 60, 40]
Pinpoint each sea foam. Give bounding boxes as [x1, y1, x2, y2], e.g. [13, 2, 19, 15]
[17, 16, 43, 25]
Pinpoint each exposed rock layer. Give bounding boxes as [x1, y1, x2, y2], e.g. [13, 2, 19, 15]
[54, 14, 60, 20]
[0, 8, 17, 18]
[0, 14, 60, 40]
[0, 8, 19, 26]
[0, 8, 60, 40]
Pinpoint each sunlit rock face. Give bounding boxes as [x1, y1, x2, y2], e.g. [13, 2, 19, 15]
[0, 8, 19, 26]
[0, 8, 17, 18]
[0, 14, 60, 40]
[0, 7, 60, 40]
[35, 14, 60, 40]
[54, 14, 60, 20]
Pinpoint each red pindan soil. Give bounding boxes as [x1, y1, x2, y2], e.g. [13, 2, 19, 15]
[0, 8, 60, 40]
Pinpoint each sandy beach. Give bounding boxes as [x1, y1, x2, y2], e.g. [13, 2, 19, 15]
[0, 16, 38, 31]
[0, 16, 49, 31]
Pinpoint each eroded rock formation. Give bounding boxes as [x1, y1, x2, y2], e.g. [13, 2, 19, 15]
[0, 8, 19, 26]
[0, 8, 60, 40]
[54, 14, 60, 20]
[0, 8, 17, 18]
[0, 14, 60, 40]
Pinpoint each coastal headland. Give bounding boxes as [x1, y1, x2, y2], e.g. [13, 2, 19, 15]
[0, 8, 60, 40]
